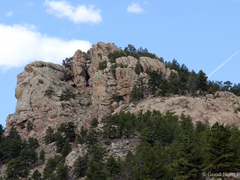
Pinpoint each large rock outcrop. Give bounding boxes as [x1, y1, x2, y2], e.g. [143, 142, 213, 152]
[6, 42, 179, 141]
[114, 91, 240, 127]
[3, 41, 240, 179]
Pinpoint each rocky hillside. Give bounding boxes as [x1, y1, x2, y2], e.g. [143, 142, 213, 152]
[5, 42, 177, 141]
[5, 42, 240, 140]
[2, 42, 240, 179]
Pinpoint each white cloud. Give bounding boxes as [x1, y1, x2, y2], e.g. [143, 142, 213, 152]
[44, 0, 102, 24]
[26, 3, 34, 7]
[127, 2, 144, 14]
[6, 11, 13, 17]
[0, 24, 91, 71]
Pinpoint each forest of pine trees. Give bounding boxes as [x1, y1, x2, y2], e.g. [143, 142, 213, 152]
[1, 111, 240, 179]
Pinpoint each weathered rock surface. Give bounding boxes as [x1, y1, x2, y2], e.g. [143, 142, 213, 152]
[4, 42, 240, 179]
[114, 91, 240, 127]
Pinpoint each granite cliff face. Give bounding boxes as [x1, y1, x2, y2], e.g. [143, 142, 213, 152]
[5, 42, 176, 141]
[3, 42, 240, 178]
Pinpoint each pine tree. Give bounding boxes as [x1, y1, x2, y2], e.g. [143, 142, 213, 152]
[6, 158, 24, 180]
[27, 120, 33, 132]
[168, 72, 180, 94]
[203, 122, 240, 178]
[171, 137, 202, 180]
[130, 84, 143, 101]
[56, 162, 69, 180]
[44, 126, 55, 144]
[55, 132, 65, 153]
[90, 118, 99, 128]
[86, 160, 106, 180]
[64, 122, 76, 142]
[39, 149, 45, 162]
[135, 60, 144, 75]
[61, 141, 72, 157]
[74, 154, 88, 178]
[148, 70, 162, 95]
[197, 70, 208, 91]
[140, 146, 166, 180]
[32, 169, 42, 180]
[86, 129, 99, 149]
[105, 156, 121, 177]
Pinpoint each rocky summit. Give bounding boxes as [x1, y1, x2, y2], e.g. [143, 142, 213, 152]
[2, 42, 240, 179]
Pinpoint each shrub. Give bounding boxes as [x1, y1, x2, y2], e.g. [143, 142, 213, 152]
[108, 50, 126, 63]
[60, 89, 76, 101]
[45, 86, 54, 98]
[61, 71, 72, 81]
[98, 61, 107, 70]
[21, 123, 25, 129]
[62, 57, 73, 70]
[110, 63, 121, 79]
[110, 92, 124, 103]
[90, 118, 99, 128]
[27, 121, 33, 132]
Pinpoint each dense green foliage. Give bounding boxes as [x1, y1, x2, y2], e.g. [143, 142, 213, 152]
[2, 111, 240, 179]
[62, 56, 73, 70]
[0, 126, 40, 179]
[60, 89, 76, 101]
[44, 86, 54, 98]
[98, 61, 107, 70]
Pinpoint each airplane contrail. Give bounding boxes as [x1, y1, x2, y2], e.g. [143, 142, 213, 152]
[208, 50, 240, 78]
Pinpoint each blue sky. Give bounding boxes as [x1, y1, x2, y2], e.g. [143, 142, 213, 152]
[1, 0, 240, 126]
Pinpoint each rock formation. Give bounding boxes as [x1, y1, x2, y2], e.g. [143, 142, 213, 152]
[3, 42, 240, 179]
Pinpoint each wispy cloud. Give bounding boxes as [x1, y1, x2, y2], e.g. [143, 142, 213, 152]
[127, 2, 144, 14]
[0, 24, 91, 71]
[44, 0, 102, 24]
[6, 11, 13, 17]
[26, 3, 34, 7]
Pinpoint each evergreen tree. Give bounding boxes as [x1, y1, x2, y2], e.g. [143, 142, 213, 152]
[140, 145, 166, 180]
[168, 72, 180, 94]
[135, 60, 144, 75]
[86, 129, 99, 149]
[61, 141, 72, 157]
[27, 120, 33, 132]
[6, 158, 24, 180]
[32, 169, 42, 180]
[110, 92, 124, 103]
[158, 79, 169, 96]
[171, 137, 202, 180]
[64, 122, 76, 142]
[45, 86, 54, 98]
[197, 70, 208, 91]
[105, 156, 121, 177]
[148, 70, 162, 95]
[130, 84, 143, 101]
[86, 160, 106, 180]
[74, 154, 88, 178]
[39, 149, 45, 162]
[44, 126, 55, 144]
[203, 122, 240, 178]
[76, 126, 88, 144]
[90, 118, 99, 128]
[56, 162, 69, 180]
[55, 132, 65, 153]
